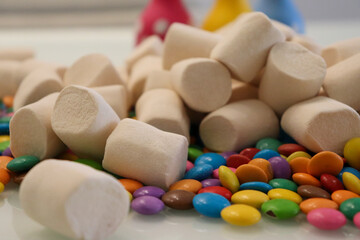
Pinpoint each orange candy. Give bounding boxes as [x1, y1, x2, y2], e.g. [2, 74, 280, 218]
[0, 168, 11, 185]
[289, 157, 310, 173]
[235, 164, 268, 184]
[292, 173, 321, 187]
[2, 96, 14, 108]
[169, 179, 202, 193]
[331, 189, 360, 205]
[300, 198, 338, 214]
[0, 156, 13, 171]
[248, 158, 273, 180]
[307, 151, 343, 177]
[118, 178, 144, 194]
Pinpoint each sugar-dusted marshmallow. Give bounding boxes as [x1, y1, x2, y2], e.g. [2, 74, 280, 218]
[291, 35, 322, 55]
[228, 79, 258, 104]
[321, 37, 360, 67]
[143, 70, 173, 92]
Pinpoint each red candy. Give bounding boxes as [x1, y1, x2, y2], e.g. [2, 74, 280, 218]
[320, 174, 344, 193]
[226, 154, 250, 168]
[239, 148, 260, 160]
[277, 144, 306, 156]
[198, 186, 232, 201]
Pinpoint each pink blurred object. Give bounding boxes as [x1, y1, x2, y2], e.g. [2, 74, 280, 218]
[136, 0, 191, 45]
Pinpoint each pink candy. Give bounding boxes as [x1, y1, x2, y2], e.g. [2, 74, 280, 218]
[186, 161, 194, 172]
[354, 212, 360, 229]
[307, 208, 347, 230]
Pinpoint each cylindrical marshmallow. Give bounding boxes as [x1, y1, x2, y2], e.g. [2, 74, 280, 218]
[92, 85, 128, 119]
[51, 85, 120, 161]
[0, 60, 20, 98]
[102, 118, 188, 189]
[10, 93, 66, 159]
[163, 23, 222, 70]
[291, 35, 322, 55]
[19, 160, 129, 240]
[228, 79, 258, 104]
[13, 68, 63, 111]
[281, 96, 360, 154]
[323, 53, 360, 111]
[321, 37, 360, 67]
[64, 53, 125, 87]
[271, 20, 296, 41]
[211, 12, 285, 83]
[136, 89, 190, 140]
[171, 58, 232, 112]
[143, 70, 173, 92]
[259, 42, 326, 115]
[200, 99, 279, 152]
[0, 47, 34, 61]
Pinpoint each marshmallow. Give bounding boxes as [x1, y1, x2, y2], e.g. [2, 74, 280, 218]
[321, 37, 360, 67]
[200, 99, 279, 152]
[171, 58, 232, 112]
[186, 107, 207, 126]
[13, 68, 63, 111]
[271, 20, 296, 41]
[10, 93, 66, 159]
[92, 85, 128, 119]
[117, 65, 130, 84]
[259, 42, 326, 115]
[136, 89, 190, 140]
[323, 53, 360, 111]
[211, 12, 285, 83]
[102, 118, 188, 189]
[291, 35, 322, 55]
[64, 53, 125, 87]
[125, 35, 163, 71]
[0, 60, 21, 97]
[228, 79, 258, 104]
[281, 96, 360, 154]
[143, 70, 173, 92]
[19, 160, 129, 240]
[128, 55, 162, 104]
[0, 47, 34, 61]
[52, 85, 120, 161]
[163, 23, 222, 70]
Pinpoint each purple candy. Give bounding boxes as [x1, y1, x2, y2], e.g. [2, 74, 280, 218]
[268, 156, 292, 179]
[133, 186, 166, 199]
[2, 147, 12, 157]
[220, 151, 237, 159]
[131, 196, 164, 215]
[201, 178, 221, 188]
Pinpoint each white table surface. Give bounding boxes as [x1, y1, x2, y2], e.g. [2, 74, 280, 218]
[1, 21, 360, 240]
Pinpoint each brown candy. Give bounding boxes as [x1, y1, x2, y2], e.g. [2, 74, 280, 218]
[297, 185, 331, 199]
[161, 190, 195, 210]
[13, 172, 27, 185]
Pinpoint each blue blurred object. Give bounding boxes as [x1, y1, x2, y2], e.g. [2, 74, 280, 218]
[255, 0, 305, 34]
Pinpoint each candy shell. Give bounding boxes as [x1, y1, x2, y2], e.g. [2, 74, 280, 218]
[289, 157, 310, 173]
[261, 199, 300, 219]
[344, 137, 360, 170]
[186, 161, 194, 172]
[253, 149, 280, 160]
[338, 167, 360, 183]
[0, 135, 10, 143]
[118, 179, 144, 194]
[297, 185, 330, 199]
[307, 208, 346, 230]
[161, 190, 195, 210]
[278, 144, 306, 157]
[193, 193, 231, 218]
[195, 153, 226, 169]
[0, 123, 9, 135]
[13, 172, 26, 185]
[201, 178, 221, 188]
[226, 154, 250, 168]
[221, 204, 261, 226]
[133, 186, 166, 199]
[268, 188, 302, 204]
[239, 182, 273, 193]
[2, 147, 12, 157]
[131, 196, 164, 215]
[184, 164, 213, 181]
[0, 182, 4, 193]
[354, 212, 360, 229]
[198, 186, 232, 201]
[231, 190, 269, 208]
[220, 151, 237, 159]
[256, 138, 282, 151]
[169, 179, 202, 193]
[292, 173, 321, 187]
[287, 151, 311, 162]
[0, 156, 12, 170]
[0, 168, 10, 185]
[235, 164, 268, 183]
[342, 172, 360, 194]
[339, 197, 360, 220]
[300, 198, 338, 214]
[268, 156, 291, 179]
[213, 167, 236, 179]
[75, 159, 103, 170]
[0, 140, 10, 153]
[269, 178, 298, 192]
[219, 165, 239, 193]
[248, 158, 273, 180]
[6, 155, 40, 173]
[239, 148, 260, 159]
[308, 151, 343, 177]
[331, 190, 360, 205]
[320, 173, 344, 193]
[188, 147, 203, 162]
[127, 191, 133, 202]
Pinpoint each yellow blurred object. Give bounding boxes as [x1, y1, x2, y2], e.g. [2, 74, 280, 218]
[202, 0, 252, 32]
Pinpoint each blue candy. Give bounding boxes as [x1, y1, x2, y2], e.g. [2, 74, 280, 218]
[0, 123, 9, 135]
[184, 164, 213, 181]
[253, 149, 280, 160]
[195, 153, 226, 169]
[239, 182, 273, 193]
[193, 193, 231, 218]
[338, 167, 360, 183]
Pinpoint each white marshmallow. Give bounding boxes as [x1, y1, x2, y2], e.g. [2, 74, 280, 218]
[19, 160, 129, 240]
[228, 79, 258, 104]
[0, 47, 34, 61]
[0, 60, 21, 98]
[143, 70, 173, 92]
[102, 118, 188, 189]
[271, 20, 296, 41]
[321, 37, 360, 67]
[291, 35, 322, 55]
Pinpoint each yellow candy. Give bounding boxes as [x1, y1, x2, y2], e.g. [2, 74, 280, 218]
[127, 190, 133, 202]
[231, 190, 269, 208]
[219, 166, 240, 193]
[221, 204, 261, 226]
[0, 135, 10, 143]
[0, 182, 4, 193]
[344, 137, 360, 170]
[268, 188, 302, 204]
[342, 172, 360, 195]
[287, 151, 311, 162]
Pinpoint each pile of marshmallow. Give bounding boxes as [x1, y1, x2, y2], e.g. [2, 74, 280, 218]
[1, 11, 360, 240]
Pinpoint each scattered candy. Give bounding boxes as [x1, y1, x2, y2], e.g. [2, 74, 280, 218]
[300, 198, 338, 214]
[231, 190, 269, 208]
[193, 192, 231, 218]
[239, 182, 273, 193]
[131, 196, 165, 215]
[354, 212, 360, 229]
[201, 178, 221, 188]
[320, 173, 344, 193]
[308, 151, 344, 177]
[261, 199, 300, 219]
[253, 149, 280, 160]
[183, 164, 213, 181]
[331, 190, 360, 205]
[269, 178, 298, 192]
[75, 159, 104, 170]
[218, 165, 239, 193]
[235, 164, 268, 183]
[307, 208, 347, 230]
[221, 204, 261, 226]
[268, 156, 291, 179]
[6, 155, 40, 173]
[118, 179, 144, 194]
[277, 143, 306, 157]
[339, 197, 360, 220]
[133, 186, 166, 199]
[256, 137, 282, 151]
[297, 185, 331, 199]
[198, 186, 232, 201]
[0, 168, 10, 185]
[161, 189, 195, 210]
[342, 172, 360, 194]
[292, 172, 322, 187]
[268, 188, 302, 204]
[344, 137, 360, 170]
[169, 179, 202, 193]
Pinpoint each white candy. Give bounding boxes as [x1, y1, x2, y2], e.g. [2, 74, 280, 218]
[20, 160, 129, 240]
[321, 37, 360, 67]
[143, 70, 173, 92]
[291, 35, 322, 55]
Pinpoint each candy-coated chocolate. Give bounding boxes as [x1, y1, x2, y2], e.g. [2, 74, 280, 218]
[249, 158, 273, 180]
[340, 197, 360, 220]
[186, 161, 194, 172]
[193, 193, 231, 218]
[184, 164, 213, 181]
[118, 179, 144, 194]
[201, 178, 221, 188]
[195, 153, 226, 169]
[297, 185, 331, 199]
[278, 144, 306, 157]
[287, 151, 311, 162]
[268, 156, 291, 179]
[292, 173, 321, 187]
[354, 212, 360, 229]
[231, 190, 269, 208]
[0, 123, 9, 135]
[0, 182, 4, 193]
[6, 155, 40, 173]
[0, 140, 10, 153]
[131, 196, 164, 215]
[268, 188, 302, 204]
[235, 164, 268, 184]
[0, 156, 13, 170]
[256, 138, 282, 152]
[239, 148, 260, 159]
[221, 204, 261, 226]
[0, 168, 10, 185]
[338, 167, 360, 183]
[218, 165, 239, 193]
[133, 186, 166, 199]
[307, 208, 346, 230]
[198, 186, 232, 201]
[220, 151, 237, 159]
[253, 149, 280, 160]
[239, 182, 273, 193]
[2, 147, 12, 157]
[127, 191, 133, 202]
[0, 116, 11, 124]
[308, 151, 343, 177]
[331, 190, 360, 205]
[0, 135, 10, 143]
[289, 157, 310, 173]
[161, 190, 195, 210]
[320, 173, 344, 193]
[212, 167, 236, 179]
[344, 137, 360, 170]
[261, 199, 300, 219]
[169, 179, 202, 193]
[13, 172, 26, 185]
[75, 159, 103, 170]
[269, 178, 298, 192]
[188, 147, 204, 162]
[342, 172, 360, 194]
[300, 198, 338, 214]
[226, 154, 250, 168]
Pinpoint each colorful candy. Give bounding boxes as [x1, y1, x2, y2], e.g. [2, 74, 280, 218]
[339, 197, 360, 220]
[331, 190, 360, 205]
[195, 153, 226, 169]
[226, 154, 250, 168]
[277, 143, 306, 156]
[269, 178, 298, 192]
[198, 186, 232, 201]
[289, 157, 310, 173]
[292, 173, 321, 187]
[354, 212, 360, 229]
[161, 190, 195, 210]
[307, 208, 347, 230]
[193, 193, 231, 218]
[268, 188, 302, 204]
[268, 156, 291, 179]
[297, 185, 331, 199]
[320, 173, 344, 193]
[256, 137, 282, 151]
[74, 159, 103, 170]
[6, 155, 40, 173]
[169, 179, 202, 193]
[300, 198, 338, 214]
[183, 164, 213, 181]
[221, 204, 261, 226]
[239, 182, 273, 193]
[343, 137, 360, 170]
[261, 199, 300, 219]
[131, 196, 164, 215]
[235, 164, 268, 183]
[342, 172, 360, 194]
[231, 190, 269, 208]
[253, 149, 280, 160]
[133, 186, 166, 199]
[0, 168, 10, 185]
[307, 151, 344, 177]
[219, 165, 239, 193]
[118, 179, 144, 194]
[201, 178, 221, 188]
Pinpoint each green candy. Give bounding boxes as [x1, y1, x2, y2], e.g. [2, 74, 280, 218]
[340, 197, 360, 220]
[0, 140, 10, 152]
[6, 107, 13, 113]
[269, 178, 298, 192]
[7, 155, 40, 173]
[256, 138, 282, 151]
[75, 159, 104, 171]
[0, 116, 11, 124]
[261, 199, 300, 219]
[188, 147, 203, 162]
